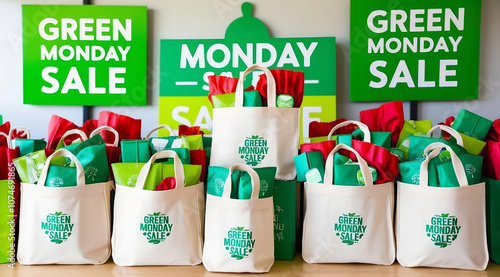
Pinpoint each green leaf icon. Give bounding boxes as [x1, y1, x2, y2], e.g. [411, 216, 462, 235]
[252, 135, 259, 139]
[226, 247, 229, 250]
[45, 231, 49, 234]
[441, 213, 449, 218]
[240, 155, 245, 159]
[336, 233, 340, 236]
[153, 212, 161, 216]
[434, 242, 448, 248]
[249, 249, 252, 253]
[427, 233, 431, 237]
[67, 233, 71, 237]
[166, 232, 170, 237]
[55, 212, 62, 216]
[237, 226, 244, 231]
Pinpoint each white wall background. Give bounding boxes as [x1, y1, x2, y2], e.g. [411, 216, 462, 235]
[1, 0, 499, 138]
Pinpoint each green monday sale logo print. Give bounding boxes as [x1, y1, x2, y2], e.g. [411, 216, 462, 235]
[41, 212, 74, 244]
[140, 212, 173, 244]
[238, 135, 269, 166]
[334, 213, 367, 245]
[224, 227, 255, 260]
[426, 213, 461, 248]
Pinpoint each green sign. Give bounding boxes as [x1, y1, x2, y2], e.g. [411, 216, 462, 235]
[350, 0, 481, 101]
[22, 5, 147, 106]
[159, 2, 336, 141]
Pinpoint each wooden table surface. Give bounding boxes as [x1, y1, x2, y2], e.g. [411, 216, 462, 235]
[2, 256, 500, 276]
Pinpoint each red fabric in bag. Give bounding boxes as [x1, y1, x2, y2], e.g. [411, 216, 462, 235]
[81, 119, 99, 138]
[190, 149, 207, 182]
[483, 140, 500, 180]
[359, 101, 405, 148]
[340, 140, 400, 184]
[207, 75, 240, 105]
[254, 69, 304, 107]
[300, 140, 336, 161]
[155, 177, 176, 191]
[98, 111, 141, 144]
[46, 115, 80, 150]
[308, 119, 357, 138]
[486, 118, 500, 142]
[178, 125, 204, 136]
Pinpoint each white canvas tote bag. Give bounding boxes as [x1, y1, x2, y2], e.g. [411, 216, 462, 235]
[302, 144, 395, 265]
[17, 149, 113, 265]
[396, 142, 488, 270]
[203, 163, 274, 273]
[210, 63, 299, 180]
[111, 150, 204, 266]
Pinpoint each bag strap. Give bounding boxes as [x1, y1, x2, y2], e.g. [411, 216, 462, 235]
[426, 125, 464, 146]
[144, 125, 175, 140]
[323, 143, 373, 186]
[327, 120, 371, 142]
[420, 142, 468, 187]
[9, 126, 31, 140]
[135, 150, 185, 190]
[0, 132, 12, 149]
[222, 163, 260, 199]
[57, 129, 88, 147]
[37, 148, 86, 187]
[90, 126, 119, 147]
[235, 63, 276, 108]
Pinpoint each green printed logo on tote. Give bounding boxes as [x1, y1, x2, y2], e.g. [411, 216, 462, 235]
[426, 213, 461, 248]
[41, 212, 74, 244]
[334, 213, 367, 245]
[239, 136, 269, 166]
[224, 227, 255, 260]
[140, 212, 173, 244]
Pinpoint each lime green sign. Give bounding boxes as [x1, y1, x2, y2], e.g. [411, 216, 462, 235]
[159, 3, 336, 141]
[350, 0, 481, 101]
[22, 5, 147, 106]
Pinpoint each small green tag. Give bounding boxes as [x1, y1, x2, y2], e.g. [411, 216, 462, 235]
[439, 150, 451, 162]
[276, 94, 294, 108]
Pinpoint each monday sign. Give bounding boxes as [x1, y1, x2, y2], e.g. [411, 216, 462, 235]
[350, 0, 481, 101]
[160, 3, 336, 141]
[22, 5, 147, 105]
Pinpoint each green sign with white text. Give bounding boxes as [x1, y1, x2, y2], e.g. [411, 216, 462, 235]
[159, 3, 336, 142]
[350, 0, 481, 101]
[22, 5, 147, 106]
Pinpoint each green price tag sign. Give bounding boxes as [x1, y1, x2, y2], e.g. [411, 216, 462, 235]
[22, 5, 147, 106]
[350, 0, 481, 101]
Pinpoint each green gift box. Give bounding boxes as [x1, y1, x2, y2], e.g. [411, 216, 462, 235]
[13, 149, 47, 184]
[212, 90, 262, 108]
[448, 132, 486, 155]
[273, 179, 297, 261]
[351, 128, 391, 149]
[294, 151, 325, 182]
[399, 158, 440, 187]
[206, 166, 275, 199]
[333, 163, 377, 186]
[451, 109, 493, 141]
[397, 120, 433, 161]
[112, 162, 202, 190]
[436, 153, 483, 187]
[11, 138, 47, 157]
[121, 140, 151, 163]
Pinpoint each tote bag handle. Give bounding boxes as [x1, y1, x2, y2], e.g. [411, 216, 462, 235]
[235, 63, 276, 108]
[57, 129, 88, 147]
[420, 142, 468, 187]
[144, 125, 175, 140]
[37, 148, 86, 187]
[0, 131, 13, 149]
[9, 126, 31, 140]
[90, 126, 120, 147]
[222, 163, 261, 200]
[327, 120, 371, 142]
[323, 143, 373, 186]
[426, 125, 464, 146]
[135, 150, 185, 190]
